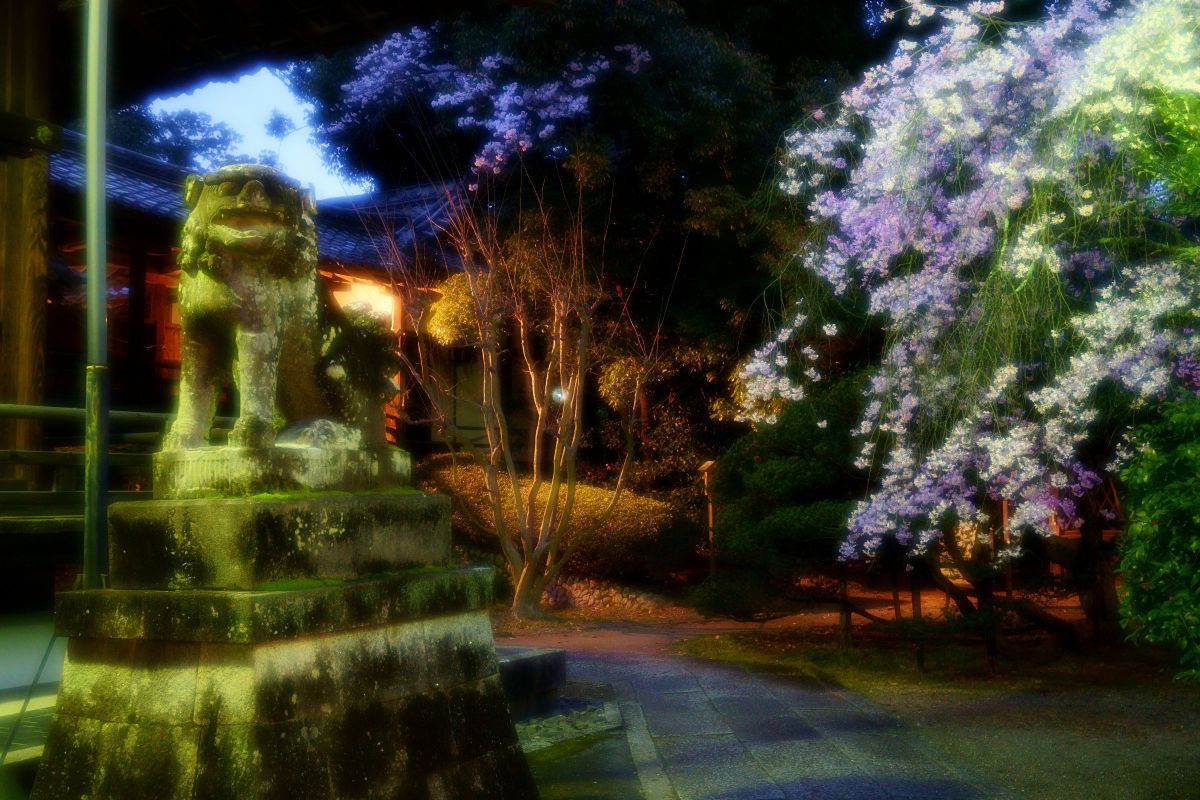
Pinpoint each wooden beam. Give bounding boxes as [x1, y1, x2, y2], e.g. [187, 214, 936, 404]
[0, 0, 50, 482]
[1, 490, 147, 506]
[0, 516, 85, 535]
[0, 450, 152, 467]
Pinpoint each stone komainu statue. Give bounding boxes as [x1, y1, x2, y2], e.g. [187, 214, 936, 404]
[164, 164, 398, 451]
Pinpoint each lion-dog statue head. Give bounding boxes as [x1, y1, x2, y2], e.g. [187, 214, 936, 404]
[178, 163, 318, 281]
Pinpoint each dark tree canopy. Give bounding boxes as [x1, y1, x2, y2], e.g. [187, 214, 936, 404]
[106, 104, 242, 170]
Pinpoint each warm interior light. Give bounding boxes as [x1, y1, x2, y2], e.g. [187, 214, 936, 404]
[331, 277, 397, 330]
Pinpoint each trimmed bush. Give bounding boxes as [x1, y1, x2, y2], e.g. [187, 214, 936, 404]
[714, 372, 865, 574]
[419, 454, 698, 585]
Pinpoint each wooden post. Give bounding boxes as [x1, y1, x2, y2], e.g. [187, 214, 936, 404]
[838, 563, 851, 647]
[911, 566, 922, 619]
[0, 0, 50, 483]
[125, 247, 149, 406]
[699, 460, 716, 577]
[890, 556, 903, 620]
[910, 562, 925, 673]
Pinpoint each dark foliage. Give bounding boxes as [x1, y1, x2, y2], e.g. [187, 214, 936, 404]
[1120, 398, 1200, 681]
[106, 104, 242, 170]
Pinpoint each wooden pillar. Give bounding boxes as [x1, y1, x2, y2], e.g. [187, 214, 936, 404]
[125, 247, 149, 406]
[911, 564, 925, 674]
[0, 0, 50, 477]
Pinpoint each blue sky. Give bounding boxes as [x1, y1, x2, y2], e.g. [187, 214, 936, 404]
[150, 66, 373, 200]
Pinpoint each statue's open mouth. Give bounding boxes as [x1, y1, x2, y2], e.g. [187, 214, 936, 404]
[210, 208, 286, 249]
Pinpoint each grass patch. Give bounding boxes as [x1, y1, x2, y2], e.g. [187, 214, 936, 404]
[673, 626, 1186, 694]
[526, 730, 643, 800]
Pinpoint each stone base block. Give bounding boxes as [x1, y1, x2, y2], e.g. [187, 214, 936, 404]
[153, 445, 412, 499]
[109, 492, 451, 590]
[496, 646, 568, 719]
[33, 570, 537, 800]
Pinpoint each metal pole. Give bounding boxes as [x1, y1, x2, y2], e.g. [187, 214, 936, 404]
[82, 0, 110, 590]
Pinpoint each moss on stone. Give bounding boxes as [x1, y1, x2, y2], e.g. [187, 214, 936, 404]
[242, 485, 422, 501]
[57, 566, 495, 644]
[175, 482, 424, 501]
[252, 577, 345, 591]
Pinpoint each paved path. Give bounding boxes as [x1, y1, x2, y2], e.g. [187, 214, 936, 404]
[0, 615, 61, 770]
[551, 646, 1009, 800]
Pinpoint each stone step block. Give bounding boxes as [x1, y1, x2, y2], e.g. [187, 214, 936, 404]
[33, 569, 537, 799]
[56, 565, 493, 644]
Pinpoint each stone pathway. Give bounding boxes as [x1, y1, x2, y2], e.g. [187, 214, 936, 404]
[0, 615, 61, 770]
[0, 694, 55, 766]
[561, 650, 1010, 800]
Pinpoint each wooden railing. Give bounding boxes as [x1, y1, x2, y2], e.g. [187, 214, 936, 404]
[0, 404, 234, 537]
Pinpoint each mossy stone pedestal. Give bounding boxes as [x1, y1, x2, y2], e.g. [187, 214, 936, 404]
[32, 446, 537, 800]
[151, 444, 412, 499]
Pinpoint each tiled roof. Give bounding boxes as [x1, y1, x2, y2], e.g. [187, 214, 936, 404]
[50, 130, 186, 220]
[312, 184, 460, 269]
[49, 130, 453, 271]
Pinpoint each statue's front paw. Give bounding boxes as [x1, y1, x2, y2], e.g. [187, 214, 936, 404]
[228, 416, 276, 449]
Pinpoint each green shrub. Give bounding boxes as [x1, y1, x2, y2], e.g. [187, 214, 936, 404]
[1119, 397, 1200, 682]
[714, 372, 865, 573]
[688, 571, 784, 622]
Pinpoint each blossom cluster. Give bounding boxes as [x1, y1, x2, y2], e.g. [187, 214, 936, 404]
[335, 27, 650, 181]
[755, 0, 1200, 559]
[736, 306, 816, 424]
